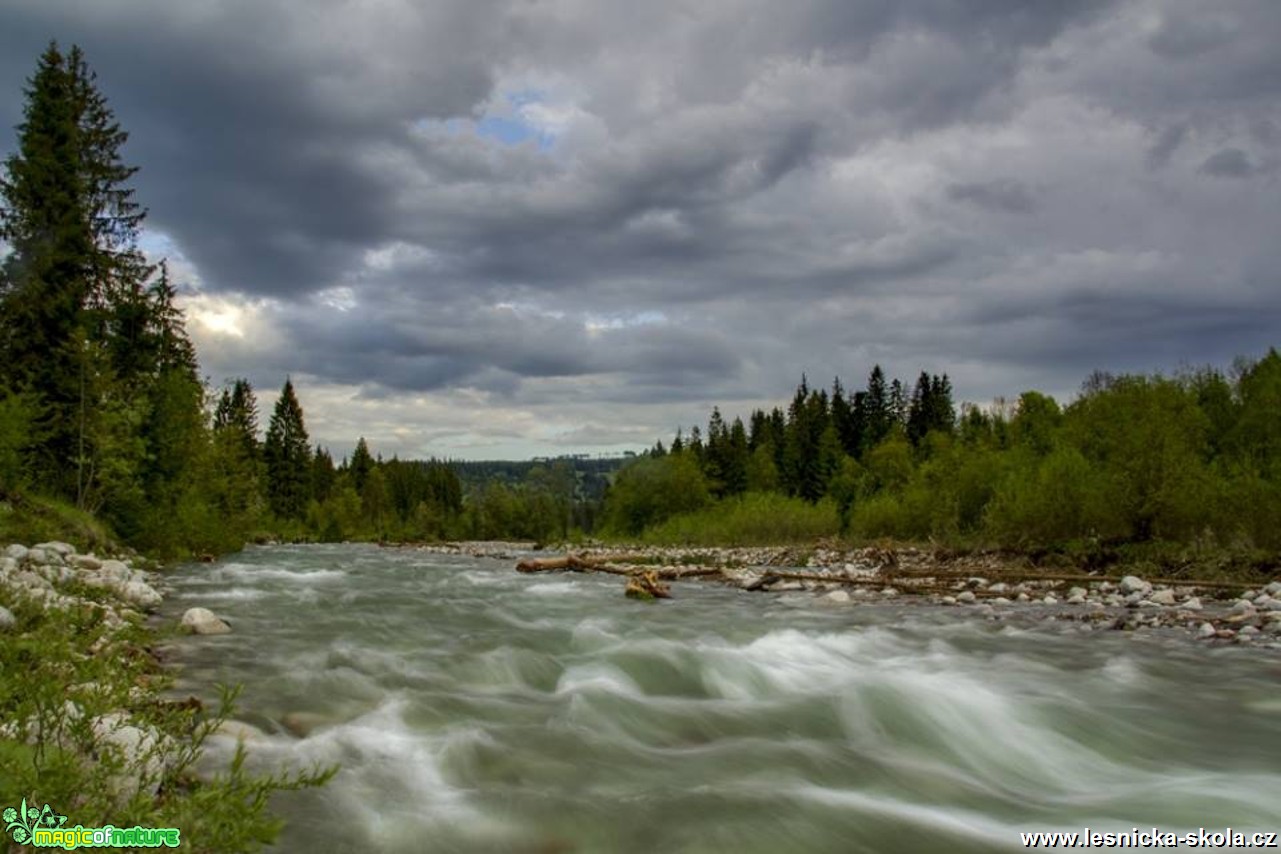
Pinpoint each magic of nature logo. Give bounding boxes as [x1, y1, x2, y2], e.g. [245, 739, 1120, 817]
[3, 798, 180, 849]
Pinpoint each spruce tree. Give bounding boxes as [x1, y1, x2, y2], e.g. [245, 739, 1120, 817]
[264, 378, 311, 520]
[0, 42, 156, 498]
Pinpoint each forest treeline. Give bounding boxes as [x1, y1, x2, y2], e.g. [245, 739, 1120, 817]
[604, 354, 1281, 560]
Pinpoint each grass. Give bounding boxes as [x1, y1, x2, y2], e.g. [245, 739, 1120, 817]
[0, 490, 115, 554]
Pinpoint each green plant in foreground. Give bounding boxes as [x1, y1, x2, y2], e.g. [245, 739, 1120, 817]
[0, 592, 335, 853]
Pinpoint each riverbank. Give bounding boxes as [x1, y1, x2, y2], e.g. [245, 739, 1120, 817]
[0, 539, 332, 853]
[402, 541, 1281, 647]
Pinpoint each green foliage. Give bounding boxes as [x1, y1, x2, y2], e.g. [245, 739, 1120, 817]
[601, 452, 710, 537]
[0, 391, 40, 490]
[640, 492, 839, 546]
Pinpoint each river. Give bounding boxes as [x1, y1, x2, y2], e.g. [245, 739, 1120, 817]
[162, 544, 1281, 853]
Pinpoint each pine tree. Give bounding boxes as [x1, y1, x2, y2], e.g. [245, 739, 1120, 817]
[348, 436, 374, 493]
[0, 43, 156, 497]
[264, 378, 311, 520]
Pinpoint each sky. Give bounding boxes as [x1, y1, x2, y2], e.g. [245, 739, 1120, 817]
[1, 0, 1278, 461]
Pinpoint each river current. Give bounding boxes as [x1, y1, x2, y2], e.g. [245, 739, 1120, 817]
[162, 544, 1281, 853]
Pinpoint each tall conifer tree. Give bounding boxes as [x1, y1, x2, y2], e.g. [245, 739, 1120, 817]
[264, 378, 311, 519]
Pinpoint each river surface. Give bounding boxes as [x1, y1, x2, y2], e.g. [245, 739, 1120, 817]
[162, 544, 1281, 853]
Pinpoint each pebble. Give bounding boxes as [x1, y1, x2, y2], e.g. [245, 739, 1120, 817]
[956, 591, 976, 604]
[824, 590, 851, 604]
[1197, 622, 1217, 639]
[1148, 588, 1177, 606]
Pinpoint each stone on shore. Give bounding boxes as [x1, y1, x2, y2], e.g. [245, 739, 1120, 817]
[1197, 622, 1217, 639]
[1147, 588, 1177, 606]
[1119, 575, 1151, 596]
[824, 590, 851, 604]
[119, 580, 162, 609]
[181, 607, 231, 635]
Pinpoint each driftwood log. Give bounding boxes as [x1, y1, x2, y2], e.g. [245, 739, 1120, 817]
[625, 570, 672, 600]
[515, 552, 1253, 596]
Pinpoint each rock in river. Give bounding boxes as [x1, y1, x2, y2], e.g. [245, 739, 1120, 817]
[181, 607, 231, 635]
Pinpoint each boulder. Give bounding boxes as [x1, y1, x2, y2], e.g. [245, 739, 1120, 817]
[1266, 581, 1281, 597]
[119, 581, 162, 609]
[91, 713, 171, 802]
[1119, 575, 1151, 595]
[0, 606, 14, 631]
[1197, 622, 1217, 639]
[280, 712, 330, 738]
[1230, 599, 1257, 618]
[35, 541, 76, 558]
[956, 590, 977, 604]
[181, 607, 231, 635]
[3, 544, 28, 562]
[214, 720, 267, 742]
[98, 560, 132, 582]
[824, 590, 851, 604]
[69, 554, 103, 570]
[1147, 588, 1177, 606]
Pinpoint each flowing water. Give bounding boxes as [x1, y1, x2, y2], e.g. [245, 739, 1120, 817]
[162, 544, 1281, 853]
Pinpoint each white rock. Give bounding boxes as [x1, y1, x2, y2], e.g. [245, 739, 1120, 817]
[1238, 625, 1260, 638]
[0, 606, 14, 630]
[98, 560, 132, 582]
[1231, 599, 1257, 617]
[941, 595, 957, 605]
[181, 607, 231, 635]
[1182, 597, 1203, 611]
[1043, 594, 1058, 605]
[1068, 587, 1088, 599]
[69, 554, 102, 570]
[25, 546, 50, 565]
[1197, 622, 1217, 639]
[1266, 581, 1281, 597]
[1264, 599, 1281, 612]
[992, 597, 1012, 605]
[1016, 592, 1030, 603]
[119, 581, 162, 609]
[1148, 588, 1177, 606]
[1105, 594, 1124, 607]
[824, 590, 851, 604]
[1066, 593, 1086, 605]
[988, 582, 1008, 594]
[957, 590, 977, 604]
[14, 570, 51, 590]
[1119, 575, 1151, 595]
[91, 714, 171, 802]
[35, 541, 76, 557]
[3, 544, 28, 561]
[966, 577, 987, 589]
[880, 588, 900, 598]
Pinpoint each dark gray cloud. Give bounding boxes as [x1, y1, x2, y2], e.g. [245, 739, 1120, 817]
[1200, 147, 1258, 178]
[1, 0, 1279, 458]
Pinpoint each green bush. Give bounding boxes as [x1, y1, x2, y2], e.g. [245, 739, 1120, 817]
[640, 492, 839, 545]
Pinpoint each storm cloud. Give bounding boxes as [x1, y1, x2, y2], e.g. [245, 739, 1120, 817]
[1, 0, 1278, 458]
